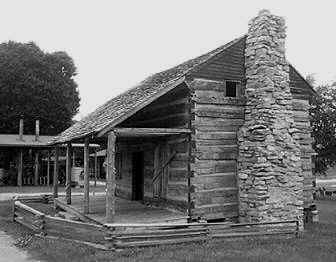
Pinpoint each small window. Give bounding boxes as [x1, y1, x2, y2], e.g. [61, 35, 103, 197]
[226, 81, 237, 97]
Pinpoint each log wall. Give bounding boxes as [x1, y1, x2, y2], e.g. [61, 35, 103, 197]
[292, 96, 315, 208]
[114, 138, 189, 212]
[188, 79, 245, 221]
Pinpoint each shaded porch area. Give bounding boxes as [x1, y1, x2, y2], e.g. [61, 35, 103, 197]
[56, 194, 188, 224]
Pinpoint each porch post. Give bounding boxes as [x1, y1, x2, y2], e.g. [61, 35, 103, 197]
[93, 149, 98, 196]
[17, 149, 23, 187]
[83, 138, 90, 214]
[72, 150, 76, 167]
[106, 131, 116, 223]
[53, 145, 59, 198]
[34, 152, 39, 186]
[47, 150, 50, 186]
[66, 142, 72, 204]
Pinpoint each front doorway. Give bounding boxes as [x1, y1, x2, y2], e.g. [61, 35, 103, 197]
[132, 151, 144, 201]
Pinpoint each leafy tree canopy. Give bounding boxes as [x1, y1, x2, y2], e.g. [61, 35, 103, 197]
[0, 41, 80, 135]
[307, 74, 336, 174]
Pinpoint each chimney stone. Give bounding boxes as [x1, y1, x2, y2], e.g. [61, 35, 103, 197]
[237, 10, 303, 225]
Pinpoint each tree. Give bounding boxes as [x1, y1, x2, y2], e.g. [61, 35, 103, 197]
[0, 41, 80, 135]
[308, 75, 336, 174]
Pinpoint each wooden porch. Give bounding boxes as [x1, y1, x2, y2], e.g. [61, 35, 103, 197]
[52, 127, 192, 223]
[56, 194, 188, 224]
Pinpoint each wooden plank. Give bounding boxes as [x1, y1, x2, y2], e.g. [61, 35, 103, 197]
[114, 235, 207, 248]
[53, 146, 59, 198]
[195, 148, 238, 160]
[104, 220, 297, 228]
[35, 234, 110, 250]
[212, 230, 296, 238]
[191, 202, 238, 218]
[83, 138, 90, 214]
[115, 231, 208, 243]
[14, 201, 45, 216]
[106, 131, 116, 223]
[65, 143, 72, 204]
[192, 189, 238, 206]
[194, 160, 236, 174]
[110, 227, 208, 237]
[43, 216, 106, 244]
[194, 117, 244, 127]
[54, 198, 99, 224]
[113, 128, 191, 137]
[193, 90, 246, 105]
[195, 124, 240, 132]
[194, 104, 244, 119]
[196, 131, 236, 140]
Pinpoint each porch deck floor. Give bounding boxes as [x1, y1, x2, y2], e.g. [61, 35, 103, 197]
[59, 195, 187, 224]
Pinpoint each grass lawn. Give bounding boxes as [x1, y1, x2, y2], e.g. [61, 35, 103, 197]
[1, 200, 336, 262]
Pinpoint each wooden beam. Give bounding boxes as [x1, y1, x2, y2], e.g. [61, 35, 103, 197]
[97, 77, 186, 137]
[83, 138, 90, 214]
[47, 150, 50, 186]
[65, 143, 72, 204]
[17, 149, 23, 187]
[53, 146, 59, 198]
[113, 128, 191, 137]
[106, 131, 116, 223]
[34, 152, 39, 186]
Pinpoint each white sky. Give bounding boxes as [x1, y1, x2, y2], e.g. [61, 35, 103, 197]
[1, 0, 335, 119]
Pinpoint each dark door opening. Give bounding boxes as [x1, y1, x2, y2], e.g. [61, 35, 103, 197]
[132, 151, 144, 201]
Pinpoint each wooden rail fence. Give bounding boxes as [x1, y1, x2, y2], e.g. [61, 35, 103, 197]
[13, 195, 301, 250]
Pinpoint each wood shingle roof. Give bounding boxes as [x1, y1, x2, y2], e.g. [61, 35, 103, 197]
[52, 36, 244, 143]
[52, 35, 315, 144]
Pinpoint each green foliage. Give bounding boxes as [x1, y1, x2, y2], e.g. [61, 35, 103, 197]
[0, 41, 80, 135]
[310, 80, 336, 174]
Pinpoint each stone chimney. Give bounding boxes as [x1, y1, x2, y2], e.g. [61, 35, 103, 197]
[35, 120, 40, 141]
[237, 10, 303, 224]
[19, 119, 24, 140]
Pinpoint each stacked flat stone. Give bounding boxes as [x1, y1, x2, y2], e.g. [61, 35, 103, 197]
[238, 10, 303, 224]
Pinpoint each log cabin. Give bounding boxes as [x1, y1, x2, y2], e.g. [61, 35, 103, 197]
[51, 10, 316, 225]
